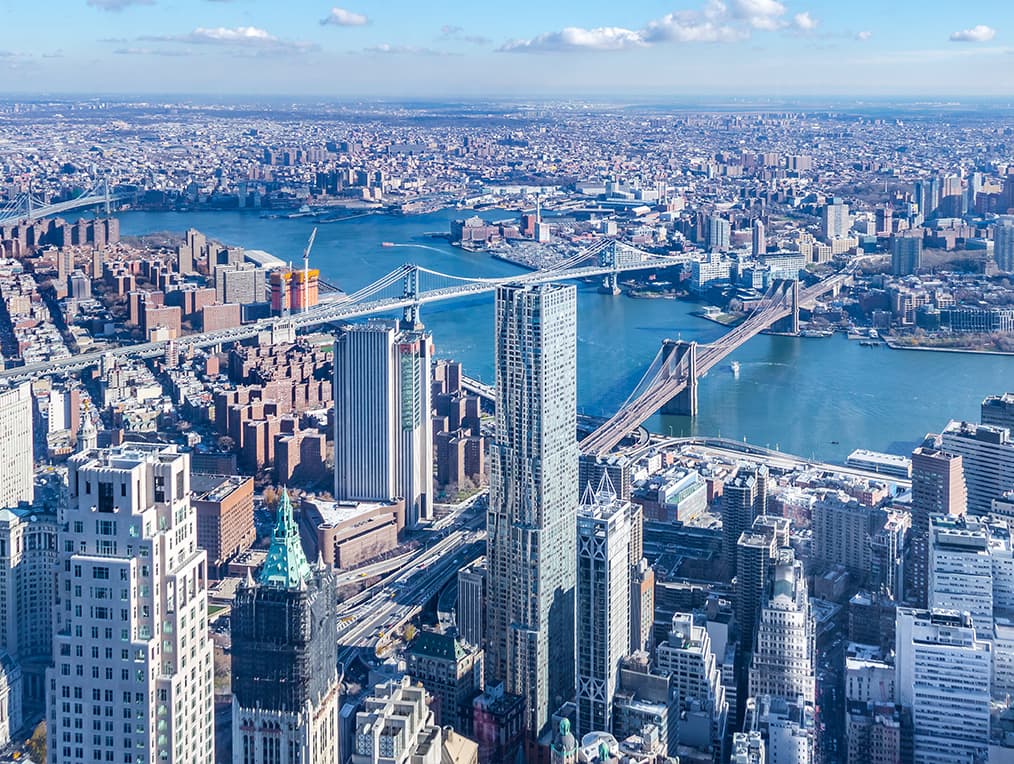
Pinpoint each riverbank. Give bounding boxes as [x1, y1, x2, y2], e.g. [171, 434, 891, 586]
[884, 337, 1014, 357]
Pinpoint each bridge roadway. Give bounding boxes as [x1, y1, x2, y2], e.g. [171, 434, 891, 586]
[580, 271, 852, 456]
[0, 257, 676, 384]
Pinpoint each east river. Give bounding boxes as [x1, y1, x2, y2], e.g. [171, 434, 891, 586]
[119, 208, 1013, 464]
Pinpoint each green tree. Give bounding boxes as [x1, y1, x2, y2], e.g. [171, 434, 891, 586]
[27, 721, 46, 764]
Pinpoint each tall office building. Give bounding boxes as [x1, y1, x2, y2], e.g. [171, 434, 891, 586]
[895, 608, 991, 764]
[940, 420, 1014, 516]
[908, 438, 967, 607]
[0, 505, 56, 710]
[0, 384, 34, 508]
[333, 320, 434, 528]
[751, 219, 766, 258]
[995, 216, 1014, 273]
[928, 514, 1014, 639]
[709, 216, 731, 252]
[457, 560, 487, 648]
[486, 283, 578, 737]
[749, 550, 815, 705]
[575, 476, 631, 736]
[736, 515, 789, 656]
[47, 445, 214, 764]
[629, 558, 655, 654]
[891, 234, 922, 276]
[231, 491, 339, 764]
[654, 612, 728, 760]
[820, 197, 850, 241]
[723, 464, 769, 578]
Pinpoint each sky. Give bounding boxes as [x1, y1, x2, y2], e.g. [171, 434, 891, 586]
[0, 0, 1012, 98]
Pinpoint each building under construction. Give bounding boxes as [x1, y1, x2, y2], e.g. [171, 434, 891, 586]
[270, 267, 320, 314]
[231, 490, 340, 762]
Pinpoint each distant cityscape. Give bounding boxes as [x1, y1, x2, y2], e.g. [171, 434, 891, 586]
[0, 95, 1013, 764]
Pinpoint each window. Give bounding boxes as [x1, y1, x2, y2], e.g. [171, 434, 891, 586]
[98, 482, 115, 513]
[93, 567, 109, 580]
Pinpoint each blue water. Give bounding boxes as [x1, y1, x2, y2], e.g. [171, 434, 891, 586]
[120, 209, 1014, 463]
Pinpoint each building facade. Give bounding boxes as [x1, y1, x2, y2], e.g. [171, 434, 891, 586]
[0, 384, 34, 508]
[485, 283, 579, 737]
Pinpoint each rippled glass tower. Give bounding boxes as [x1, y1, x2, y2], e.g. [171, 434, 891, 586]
[485, 282, 578, 737]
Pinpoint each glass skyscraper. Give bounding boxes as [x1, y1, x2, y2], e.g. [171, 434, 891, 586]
[485, 282, 578, 738]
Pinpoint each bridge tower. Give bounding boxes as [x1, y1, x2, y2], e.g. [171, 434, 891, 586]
[659, 340, 698, 417]
[402, 265, 422, 327]
[598, 241, 621, 295]
[103, 177, 111, 216]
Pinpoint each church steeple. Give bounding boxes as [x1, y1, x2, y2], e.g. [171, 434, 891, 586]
[259, 489, 312, 589]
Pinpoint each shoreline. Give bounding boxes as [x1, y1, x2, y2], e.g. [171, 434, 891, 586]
[884, 337, 1014, 357]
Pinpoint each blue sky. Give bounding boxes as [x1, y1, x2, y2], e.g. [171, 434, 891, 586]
[0, 0, 1012, 97]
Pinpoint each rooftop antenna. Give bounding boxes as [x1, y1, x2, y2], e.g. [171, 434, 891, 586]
[302, 226, 317, 313]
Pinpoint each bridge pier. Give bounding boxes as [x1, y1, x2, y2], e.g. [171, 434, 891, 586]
[660, 340, 698, 417]
[600, 270, 620, 295]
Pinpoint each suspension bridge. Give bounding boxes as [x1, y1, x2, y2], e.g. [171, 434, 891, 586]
[0, 178, 131, 225]
[0, 239, 681, 383]
[579, 270, 853, 456]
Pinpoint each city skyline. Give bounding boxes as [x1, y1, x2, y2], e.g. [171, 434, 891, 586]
[0, 1, 1011, 96]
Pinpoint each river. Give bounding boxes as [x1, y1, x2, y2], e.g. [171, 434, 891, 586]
[119, 208, 1014, 464]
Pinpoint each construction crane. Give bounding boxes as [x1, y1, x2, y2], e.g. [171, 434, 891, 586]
[302, 227, 317, 313]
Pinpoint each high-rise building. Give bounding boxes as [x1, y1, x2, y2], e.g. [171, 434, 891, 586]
[940, 420, 1014, 516]
[333, 320, 434, 528]
[722, 464, 768, 578]
[47, 445, 214, 764]
[749, 550, 815, 704]
[709, 216, 731, 252]
[891, 234, 923, 276]
[180, 228, 205, 275]
[995, 216, 1014, 272]
[0, 504, 56, 711]
[908, 438, 967, 607]
[575, 476, 631, 736]
[214, 262, 265, 306]
[654, 612, 728, 760]
[812, 492, 882, 578]
[350, 677, 440, 764]
[0, 384, 34, 508]
[742, 695, 816, 764]
[895, 608, 991, 764]
[821, 197, 851, 241]
[735, 514, 787, 656]
[486, 282, 578, 737]
[629, 558, 655, 654]
[982, 393, 1014, 431]
[231, 490, 339, 764]
[751, 219, 766, 258]
[405, 630, 484, 735]
[928, 514, 1014, 638]
[457, 560, 486, 648]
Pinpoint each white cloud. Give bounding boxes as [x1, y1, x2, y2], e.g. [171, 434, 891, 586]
[320, 7, 369, 27]
[114, 47, 188, 57]
[949, 25, 996, 43]
[793, 12, 818, 31]
[642, 13, 746, 43]
[364, 44, 448, 56]
[140, 26, 316, 54]
[856, 30, 872, 41]
[87, 0, 154, 10]
[500, 26, 645, 53]
[728, 0, 786, 30]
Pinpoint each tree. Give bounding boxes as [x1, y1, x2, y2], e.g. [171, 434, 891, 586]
[27, 721, 46, 764]
[262, 486, 279, 509]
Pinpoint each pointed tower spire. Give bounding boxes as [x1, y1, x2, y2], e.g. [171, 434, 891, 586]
[596, 470, 617, 502]
[580, 481, 596, 507]
[259, 489, 312, 589]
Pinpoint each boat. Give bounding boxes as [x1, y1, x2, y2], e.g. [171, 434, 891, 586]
[730, 361, 741, 378]
[381, 242, 395, 248]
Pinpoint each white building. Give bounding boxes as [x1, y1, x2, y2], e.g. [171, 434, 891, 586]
[749, 550, 816, 705]
[895, 608, 991, 764]
[821, 197, 851, 241]
[655, 612, 728, 758]
[575, 475, 631, 736]
[350, 677, 442, 764]
[333, 320, 433, 528]
[743, 695, 815, 764]
[0, 384, 33, 508]
[46, 445, 214, 764]
[690, 252, 731, 294]
[940, 421, 1014, 516]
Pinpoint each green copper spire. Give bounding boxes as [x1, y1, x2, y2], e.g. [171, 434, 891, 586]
[259, 489, 312, 589]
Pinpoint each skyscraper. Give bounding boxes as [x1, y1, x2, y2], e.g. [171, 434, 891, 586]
[748, 550, 815, 704]
[47, 444, 214, 764]
[575, 475, 631, 736]
[751, 219, 766, 258]
[891, 234, 922, 276]
[231, 490, 339, 764]
[940, 420, 1014, 516]
[895, 608, 991, 764]
[486, 282, 578, 737]
[333, 319, 433, 528]
[908, 438, 967, 607]
[820, 197, 850, 241]
[709, 216, 731, 252]
[0, 384, 34, 508]
[995, 216, 1014, 273]
[722, 464, 769, 578]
